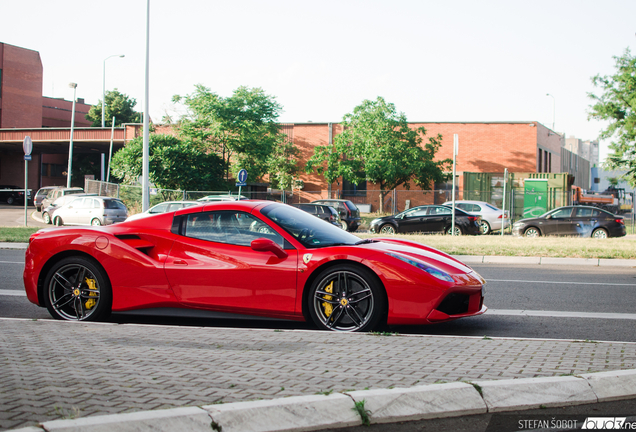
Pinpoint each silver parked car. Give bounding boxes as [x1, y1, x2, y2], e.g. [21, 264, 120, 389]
[52, 196, 128, 226]
[442, 200, 510, 235]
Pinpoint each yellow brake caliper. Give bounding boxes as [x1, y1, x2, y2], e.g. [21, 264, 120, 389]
[84, 278, 98, 309]
[322, 281, 334, 317]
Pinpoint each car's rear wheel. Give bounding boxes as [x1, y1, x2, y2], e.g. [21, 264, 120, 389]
[340, 220, 349, 231]
[7, 197, 14, 205]
[380, 224, 396, 234]
[43, 257, 112, 321]
[524, 227, 540, 237]
[43, 212, 51, 224]
[445, 226, 463, 235]
[53, 216, 63, 226]
[308, 265, 386, 332]
[480, 221, 491, 235]
[91, 218, 102, 226]
[592, 228, 608, 239]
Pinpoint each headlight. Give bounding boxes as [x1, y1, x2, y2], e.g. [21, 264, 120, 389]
[386, 252, 454, 282]
[371, 218, 381, 225]
[513, 222, 523, 227]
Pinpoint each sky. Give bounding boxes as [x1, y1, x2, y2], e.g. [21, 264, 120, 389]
[2, 0, 635, 163]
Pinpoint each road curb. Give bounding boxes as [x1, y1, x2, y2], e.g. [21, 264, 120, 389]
[10, 370, 636, 432]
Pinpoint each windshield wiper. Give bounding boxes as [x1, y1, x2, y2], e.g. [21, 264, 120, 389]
[355, 239, 379, 245]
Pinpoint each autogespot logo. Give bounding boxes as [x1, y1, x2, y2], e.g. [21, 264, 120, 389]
[582, 417, 631, 430]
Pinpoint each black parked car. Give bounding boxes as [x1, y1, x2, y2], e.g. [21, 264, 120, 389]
[0, 185, 30, 205]
[291, 203, 341, 227]
[311, 199, 361, 232]
[369, 205, 482, 235]
[512, 206, 626, 239]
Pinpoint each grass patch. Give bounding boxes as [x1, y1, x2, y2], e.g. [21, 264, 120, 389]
[0, 227, 40, 242]
[352, 400, 371, 426]
[356, 232, 636, 259]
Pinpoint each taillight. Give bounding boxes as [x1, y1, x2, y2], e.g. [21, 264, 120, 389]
[616, 219, 625, 225]
[343, 203, 352, 217]
[468, 216, 478, 222]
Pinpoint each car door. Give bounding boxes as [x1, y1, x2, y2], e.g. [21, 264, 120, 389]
[424, 206, 452, 233]
[542, 207, 574, 235]
[164, 210, 298, 315]
[396, 207, 429, 233]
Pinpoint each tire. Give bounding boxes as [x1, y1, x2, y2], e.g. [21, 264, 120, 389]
[36, 206, 41, 212]
[349, 225, 358, 233]
[91, 218, 102, 226]
[308, 264, 386, 332]
[592, 228, 608, 239]
[480, 221, 491, 235]
[43, 256, 112, 321]
[379, 224, 396, 234]
[7, 197, 14, 205]
[445, 226, 462, 235]
[53, 216, 63, 226]
[340, 220, 349, 231]
[524, 227, 541, 238]
[43, 212, 51, 224]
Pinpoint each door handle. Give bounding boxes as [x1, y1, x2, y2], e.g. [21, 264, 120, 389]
[173, 259, 188, 266]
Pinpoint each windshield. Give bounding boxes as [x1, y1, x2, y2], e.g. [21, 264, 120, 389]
[260, 203, 360, 248]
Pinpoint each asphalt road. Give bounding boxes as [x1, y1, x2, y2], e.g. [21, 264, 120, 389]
[2, 249, 635, 342]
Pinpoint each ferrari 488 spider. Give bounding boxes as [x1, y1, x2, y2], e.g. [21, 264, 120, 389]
[23, 201, 486, 332]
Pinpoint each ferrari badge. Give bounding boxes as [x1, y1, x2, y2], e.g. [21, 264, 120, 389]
[303, 253, 313, 264]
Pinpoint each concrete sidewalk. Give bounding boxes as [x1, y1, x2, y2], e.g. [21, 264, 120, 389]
[2, 318, 636, 431]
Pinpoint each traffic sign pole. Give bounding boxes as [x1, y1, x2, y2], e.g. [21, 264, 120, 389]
[23, 136, 33, 227]
[236, 169, 248, 199]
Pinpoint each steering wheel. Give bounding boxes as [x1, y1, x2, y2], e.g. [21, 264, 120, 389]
[298, 228, 311, 240]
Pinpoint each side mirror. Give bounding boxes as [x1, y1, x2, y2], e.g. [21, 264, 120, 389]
[545, 214, 551, 219]
[251, 238, 288, 259]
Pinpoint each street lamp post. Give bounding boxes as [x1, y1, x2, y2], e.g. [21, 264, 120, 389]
[102, 54, 125, 128]
[546, 93, 555, 130]
[67, 83, 77, 188]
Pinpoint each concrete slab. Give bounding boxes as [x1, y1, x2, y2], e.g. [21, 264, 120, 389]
[581, 369, 636, 402]
[453, 255, 483, 264]
[473, 376, 597, 412]
[7, 428, 43, 432]
[599, 258, 636, 267]
[346, 382, 487, 424]
[203, 393, 361, 432]
[482, 256, 541, 264]
[540, 257, 599, 266]
[40, 407, 212, 432]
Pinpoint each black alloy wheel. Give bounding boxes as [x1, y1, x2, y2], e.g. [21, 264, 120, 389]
[308, 265, 386, 332]
[43, 257, 112, 321]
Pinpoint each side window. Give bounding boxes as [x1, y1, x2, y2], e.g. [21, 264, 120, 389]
[550, 208, 573, 218]
[473, 205, 482, 212]
[185, 211, 284, 248]
[575, 207, 599, 218]
[433, 206, 452, 215]
[151, 203, 169, 214]
[455, 203, 469, 211]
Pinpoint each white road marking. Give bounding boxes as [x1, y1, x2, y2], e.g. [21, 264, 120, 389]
[0, 261, 24, 265]
[487, 279, 636, 287]
[487, 309, 636, 320]
[0, 290, 26, 296]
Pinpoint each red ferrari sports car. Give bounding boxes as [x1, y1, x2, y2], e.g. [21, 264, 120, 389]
[23, 200, 486, 332]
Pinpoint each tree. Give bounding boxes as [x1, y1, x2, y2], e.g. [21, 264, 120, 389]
[109, 134, 226, 192]
[588, 48, 636, 187]
[86, 89, 142, 127]
[306, 97, 451, 213]
[268, 136, 301, 191]
[173, 85, 289, 182]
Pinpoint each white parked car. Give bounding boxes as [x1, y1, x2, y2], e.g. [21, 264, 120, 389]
[52, 196, 128, 226]
[126, 200, 201, 221]
[442, 200, 510, 235]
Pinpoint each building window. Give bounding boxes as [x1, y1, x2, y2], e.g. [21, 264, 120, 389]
[43, 163, 66, 177]
[538, 149, 543, 172]
[342, 178, 366, 197]
[549, 153, 552, 172]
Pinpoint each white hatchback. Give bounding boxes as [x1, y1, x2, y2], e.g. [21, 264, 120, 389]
[52, 196, 128, 226]
[442, 200, 510, 235]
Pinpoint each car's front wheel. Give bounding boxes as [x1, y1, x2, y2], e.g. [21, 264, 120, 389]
[6, 197, 14, 205]
[308, 265, 386, 332]
[43, 212, 51, 224]
[91, 218, 102, 226]
[524, 227, 541, 237]
[592, 228, 608, 239]
[379, 224, 396, 234]
[43, 256, 112, 321]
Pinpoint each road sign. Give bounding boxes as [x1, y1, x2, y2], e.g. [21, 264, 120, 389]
[238, 169, 248, 183]
[23, 136, 33, 156]
[24, 155, 32, 161]
[235, 182, 247, 187]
